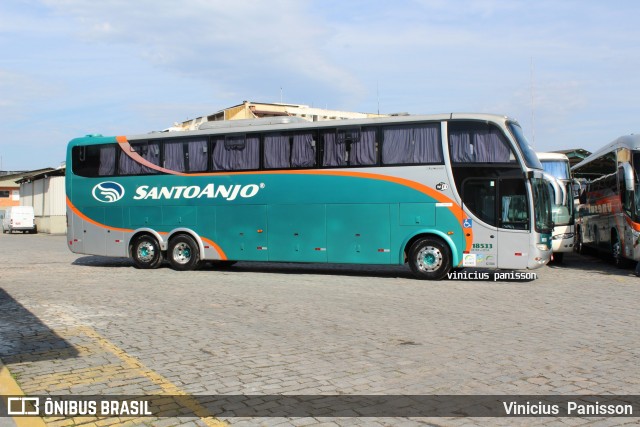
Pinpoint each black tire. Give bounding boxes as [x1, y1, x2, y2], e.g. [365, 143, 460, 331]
[575, 228, 584, 254]
[168, 235, 200, 271]
[407, 237, 452, 280]
[552, 252, 564, 263]
[131, 235, 163, 269]
[611, 235, 629, 268]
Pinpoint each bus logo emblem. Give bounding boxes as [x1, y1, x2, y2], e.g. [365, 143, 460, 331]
[92, 182, 125, 203]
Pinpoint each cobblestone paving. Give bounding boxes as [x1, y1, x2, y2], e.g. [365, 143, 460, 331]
[0, 233, 639, 426]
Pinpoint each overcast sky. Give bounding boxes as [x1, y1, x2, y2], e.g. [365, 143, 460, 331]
[2, 0, 640, 170]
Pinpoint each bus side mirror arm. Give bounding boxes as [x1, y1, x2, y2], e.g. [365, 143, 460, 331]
[621, 163, 635, 192]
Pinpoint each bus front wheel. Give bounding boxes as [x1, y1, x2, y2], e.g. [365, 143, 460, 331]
[168, 235, 201, 271]
[408, 237, 452, 280]
[575, 228, 585, 254]
[131, 235, 163, 269]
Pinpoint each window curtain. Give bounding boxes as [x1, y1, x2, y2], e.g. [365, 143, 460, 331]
[382, 127, 411, 164]
[350, 128, 377, 166]
[98, 146, 116, 176]
[212, 136, 259, 170]
[449, 131, 475, 162]
[474, 129, 511, 162]
[382, 124, 442, 164]
[450, 128, 511, 163]
[412, 125, 442, 163]
[322, 132, 346, 166]
[211, 137, 227, 171]
[264, 134, 291, 169]
[187, 140, 208, 172]
[118, 143, 159, 175]
[119, 152, 141, 175]
[164, 142, 185, 172]
[291, 133, 316, 167]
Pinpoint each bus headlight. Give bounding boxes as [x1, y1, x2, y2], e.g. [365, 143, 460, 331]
[552, 233, 574, 240]
[536, 243, 551, 251]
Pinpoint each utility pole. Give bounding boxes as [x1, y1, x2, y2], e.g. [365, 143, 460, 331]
[530, 57, 536, 148]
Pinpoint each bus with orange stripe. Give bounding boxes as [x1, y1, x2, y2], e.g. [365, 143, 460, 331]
[572, 135, 640, 267]
[65, 113, 553, 279]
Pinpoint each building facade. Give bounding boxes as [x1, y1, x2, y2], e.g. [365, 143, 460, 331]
[0, 173, 23, 209]
[170, 100, 388, 131]
[17, 168, 66, 234]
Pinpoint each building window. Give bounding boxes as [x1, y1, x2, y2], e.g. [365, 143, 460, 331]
[0, 190, 10, 198]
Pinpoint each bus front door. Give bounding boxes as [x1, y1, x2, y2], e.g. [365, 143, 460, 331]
[461, 179, 499, 269]
[462, 178, 530, 270]
[496, 179, 531, 270]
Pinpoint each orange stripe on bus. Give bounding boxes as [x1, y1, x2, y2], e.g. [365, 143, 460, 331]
[66, 196, 132, 232]
[67, 196, 228, 260]
[106, 142, 473, 254]
[186, 169, 472, 252]
[116, 136, 188, 176]
[201, 237, 228, 260]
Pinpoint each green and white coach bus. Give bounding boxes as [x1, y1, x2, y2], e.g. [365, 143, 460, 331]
[66, 113, 553, 279]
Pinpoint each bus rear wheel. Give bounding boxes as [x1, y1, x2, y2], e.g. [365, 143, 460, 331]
[612, 236, 629, 268]
[408, 237, 452, 280]
[168, 235, 201, 271]
[131, 235, 163, 269]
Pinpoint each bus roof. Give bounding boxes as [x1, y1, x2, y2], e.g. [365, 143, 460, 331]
[572, 134, 640, 170]
[130, 113, 515, 140]
[536, 152, 569, 161]
[67, 113, 511, 143]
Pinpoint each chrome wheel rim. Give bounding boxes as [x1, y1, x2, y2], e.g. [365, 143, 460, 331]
[172, 242, 192, 264]
[613, 241, 621, 262]
[137, 241, 156, 263]
[416, 245, 443, 272]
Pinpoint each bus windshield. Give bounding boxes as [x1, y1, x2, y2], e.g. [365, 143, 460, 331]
[542, 160, 571, 180]
[508, 122, 543, 170]
[547, 179, 573, 226]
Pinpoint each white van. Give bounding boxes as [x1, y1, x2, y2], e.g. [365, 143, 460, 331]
[1, 206, 37, 234]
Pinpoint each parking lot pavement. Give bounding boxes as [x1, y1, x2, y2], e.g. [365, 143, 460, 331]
[0, 233, 639, 426]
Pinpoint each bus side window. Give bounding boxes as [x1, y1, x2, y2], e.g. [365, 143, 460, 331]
[118, 142, 160, 175]
[382, 124, 442, 165]
[322, 129, 347, 167]
[72, 144, 116, 177]
[264, 132, 317, 169]
[291, 132, 316, 167]
[164, 141, 186, 172]
[264, 133, 291, 169]
[211, 135, 259, 171]
[349, 127, 377, 166]
[98, 145, 116, 176]
[163, 139, 208, 173]
[187, 139, 208, 172]
[449, 122, 515, 164]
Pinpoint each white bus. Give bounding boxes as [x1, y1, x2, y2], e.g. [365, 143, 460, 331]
[66, 113, 554, 279]
[537, 152, 574, 262]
